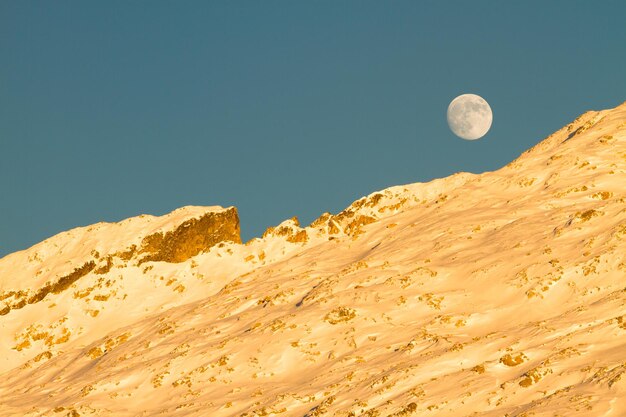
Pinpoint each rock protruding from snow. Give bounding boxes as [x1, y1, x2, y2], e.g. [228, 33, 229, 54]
[137, 207, 241, 263]
[0, 206, 240, 317]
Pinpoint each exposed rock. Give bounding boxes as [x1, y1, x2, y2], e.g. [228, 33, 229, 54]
[262, 216, 308, 243]
[1, 261, 97, 316]
[138, 207, 241, 263]
[286, 230, 308, 243]
[309, 212, 331, 228]
[344, 214, 376, 238]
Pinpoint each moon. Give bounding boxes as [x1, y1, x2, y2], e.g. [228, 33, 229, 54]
[447, 94, 493, 140]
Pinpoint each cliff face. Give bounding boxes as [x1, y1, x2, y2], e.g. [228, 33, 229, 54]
[138, 207, 241, 263]
[0, 206, 240, 319]
[0, 102, 625, 417]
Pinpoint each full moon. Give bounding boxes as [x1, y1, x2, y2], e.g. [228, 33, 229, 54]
[447, 94, 493, 140]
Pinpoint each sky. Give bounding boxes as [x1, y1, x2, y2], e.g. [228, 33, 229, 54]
[1, 1, 625, 258]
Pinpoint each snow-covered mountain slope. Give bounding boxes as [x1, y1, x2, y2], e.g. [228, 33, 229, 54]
[1, 101, 625, 417]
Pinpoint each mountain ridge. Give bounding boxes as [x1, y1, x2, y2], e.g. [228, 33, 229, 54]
[0, 101, 625, 416]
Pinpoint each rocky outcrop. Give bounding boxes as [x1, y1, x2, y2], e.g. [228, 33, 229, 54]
[0, 206, 242, 316]
[138, 207, 241, 263]
[307, 191, 411, 239]
[0, 261, 96, 316]
[261, 216, 309, 243]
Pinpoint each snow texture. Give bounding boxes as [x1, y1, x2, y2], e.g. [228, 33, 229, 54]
[1, 102, 626, 416]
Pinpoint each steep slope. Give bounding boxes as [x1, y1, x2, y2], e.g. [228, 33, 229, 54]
[0, 101, 625, 417]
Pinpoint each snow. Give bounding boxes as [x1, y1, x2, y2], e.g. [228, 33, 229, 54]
[0, 102, 625, 416]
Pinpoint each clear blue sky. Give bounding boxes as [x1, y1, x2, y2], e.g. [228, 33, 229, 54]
[1, 1, 625, 257]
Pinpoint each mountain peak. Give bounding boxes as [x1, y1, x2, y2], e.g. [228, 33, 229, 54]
[0, 206, 240, 318]
[0, 102, 625, 416]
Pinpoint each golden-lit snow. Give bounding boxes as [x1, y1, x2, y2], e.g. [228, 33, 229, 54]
[0, 102, 625, 416]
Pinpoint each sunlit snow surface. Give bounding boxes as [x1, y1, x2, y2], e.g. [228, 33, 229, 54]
[1, 103, 625, 416]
